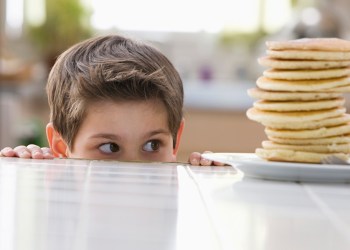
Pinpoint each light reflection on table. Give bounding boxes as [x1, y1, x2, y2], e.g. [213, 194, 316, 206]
[0, 157, 350, 250]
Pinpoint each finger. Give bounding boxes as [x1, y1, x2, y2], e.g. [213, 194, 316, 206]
[188, 152, 201, 166]
[200, 151, 213, 166]
[200, 151, 224, 166]
[41, 147, 54, 159]
[0, 147, 16, 157]
[200, 156, 212, 166]
[200, 150, 212, 166]
[27, 144, 45, 159]
[13, 145, 32, 158]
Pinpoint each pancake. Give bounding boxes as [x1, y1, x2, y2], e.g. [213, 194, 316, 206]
[262, 114, 350, 130]
[262, 140, 350, 153]
[263, 67, 350, 80]
[258, 56, 350, 70]
[326, 84, 350, 92]
[257, 76, 350, 92]
[268, 134, 350, 145]
[246, 107, 346, 123]
[247, 88, 343, 101]
[255, 148, 348, 163]
[266, 38, 350, 51]
[266, 50, 350, 61]
[253, 97, 345, 112]
[249, 38, 350, 164]
[265, 123, 350, 139]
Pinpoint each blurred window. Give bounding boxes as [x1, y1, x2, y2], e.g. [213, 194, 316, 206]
[89, 0, 292, 33]
[5, 0, 24, 37]
[6, 0, 292, 36]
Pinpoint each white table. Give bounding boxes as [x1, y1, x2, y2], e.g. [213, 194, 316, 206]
[0, 157, 349, 250]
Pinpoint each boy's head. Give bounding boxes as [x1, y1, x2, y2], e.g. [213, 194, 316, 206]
[46, 35, 184, 161]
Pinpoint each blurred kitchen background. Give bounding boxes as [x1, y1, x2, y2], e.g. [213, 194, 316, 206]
[1, 0, 350, 161]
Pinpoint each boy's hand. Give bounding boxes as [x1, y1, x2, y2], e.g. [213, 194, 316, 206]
[189, 151, 225, 166]
[0, 144, 54, 159]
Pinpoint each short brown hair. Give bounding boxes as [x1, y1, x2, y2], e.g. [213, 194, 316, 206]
[47, 35, 184, 149]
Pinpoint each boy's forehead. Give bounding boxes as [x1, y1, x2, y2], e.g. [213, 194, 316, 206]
[85, 98, 169, 121]
[75, 98, 172, 139]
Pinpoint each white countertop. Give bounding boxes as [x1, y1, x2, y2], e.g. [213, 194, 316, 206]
[0, 157, 349, 250]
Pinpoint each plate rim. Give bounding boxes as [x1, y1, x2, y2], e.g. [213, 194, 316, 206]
[202, 152, 350, 183]
[202, 152, 350, 170]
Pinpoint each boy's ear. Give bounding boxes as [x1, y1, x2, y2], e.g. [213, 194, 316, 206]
[46, 123, 68, 158]
[173, 118, 185, 156]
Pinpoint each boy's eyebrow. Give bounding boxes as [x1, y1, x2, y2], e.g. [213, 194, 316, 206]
[89, 134, 121, 140]
[89, 129, 171, 140]
[147, 129, 171, 137]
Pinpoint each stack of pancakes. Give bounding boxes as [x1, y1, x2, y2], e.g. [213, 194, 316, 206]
[247, 38, 350, 163]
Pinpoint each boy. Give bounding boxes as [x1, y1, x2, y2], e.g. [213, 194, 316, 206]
[0, 34, 219, 166]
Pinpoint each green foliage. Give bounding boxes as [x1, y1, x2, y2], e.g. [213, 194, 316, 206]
[26, 0, 93, 63]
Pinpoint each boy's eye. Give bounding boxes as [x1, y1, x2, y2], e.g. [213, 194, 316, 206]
[143, 140, 160, 152]
[99, 143, 120, 154]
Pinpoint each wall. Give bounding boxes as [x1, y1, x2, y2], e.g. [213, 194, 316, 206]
[177, 109, 266, 162]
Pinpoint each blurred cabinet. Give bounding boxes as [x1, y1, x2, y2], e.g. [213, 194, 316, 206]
[0, 63, 49, 148]
[0, 92, 20, 148]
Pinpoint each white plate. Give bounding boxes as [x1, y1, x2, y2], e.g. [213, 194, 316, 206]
[202, 153, 350, 183]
